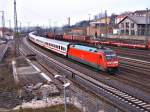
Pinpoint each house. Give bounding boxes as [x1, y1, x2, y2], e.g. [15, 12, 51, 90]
[87, 17, 113, 37]
[70, 27, 87, 35]
[115, 15, 126, 24]
[133, 9, 150, 16]
[118, 16, 150, 36]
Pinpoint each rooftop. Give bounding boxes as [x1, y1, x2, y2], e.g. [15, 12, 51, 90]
[73, 44, 111, 53]
[129, 16, 150, 24]
[118, 16, 150, 25]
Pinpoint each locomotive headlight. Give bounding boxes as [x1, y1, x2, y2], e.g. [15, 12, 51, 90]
[107, 61, 118, 65]
[113, 61, 118, 64]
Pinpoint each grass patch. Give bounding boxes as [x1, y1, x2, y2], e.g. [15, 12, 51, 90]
[12, 104, 81, 112]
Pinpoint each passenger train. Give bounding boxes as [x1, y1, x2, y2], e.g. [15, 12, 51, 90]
[29, 32, 119, 73]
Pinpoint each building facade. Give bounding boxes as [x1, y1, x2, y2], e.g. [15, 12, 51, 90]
[87, 18, 113, 37]
[118, 16, 150, 36]
[70, 27, 87, 35]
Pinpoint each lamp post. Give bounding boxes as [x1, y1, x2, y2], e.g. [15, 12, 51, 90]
[54, 74, 66, 83]
[63, 82, 70, 112]
[54, 74, 63, 79]
[54, 75, 70, 112]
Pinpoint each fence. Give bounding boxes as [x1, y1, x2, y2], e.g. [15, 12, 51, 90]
[58, 85, 122, 112]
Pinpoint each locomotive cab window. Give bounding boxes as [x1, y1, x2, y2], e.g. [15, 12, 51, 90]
[105, 51, 117, 60]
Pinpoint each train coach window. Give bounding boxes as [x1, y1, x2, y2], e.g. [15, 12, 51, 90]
[45, 42, 48, 45]
[61, 47, 66, 51]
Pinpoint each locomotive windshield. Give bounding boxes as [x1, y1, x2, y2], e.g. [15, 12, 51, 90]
[105, 51, 117, 60]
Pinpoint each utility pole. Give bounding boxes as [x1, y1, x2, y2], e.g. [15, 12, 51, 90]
[49, 19, 51, 32]
[27, 22, 30, 33]
[0, 11, 5, 37]
[14, 0, 19, 56]
[88, 14, 91, 36]
[54, 21, 57, 35]
[67, 17, 70, 27]
[19, 21, 21, 33]
[67, 17, 70, 32]
[105, 10, 108, 38]
[8, 19, 11, 30]
[145, 8, 149, 48]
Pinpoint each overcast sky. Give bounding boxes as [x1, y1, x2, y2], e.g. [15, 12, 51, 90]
[0, 0, 150, 27]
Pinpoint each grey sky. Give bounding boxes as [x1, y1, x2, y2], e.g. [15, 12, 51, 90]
[0, 0, 150, 27]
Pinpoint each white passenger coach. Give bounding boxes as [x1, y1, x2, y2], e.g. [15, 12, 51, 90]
[29, 32, 70, 56]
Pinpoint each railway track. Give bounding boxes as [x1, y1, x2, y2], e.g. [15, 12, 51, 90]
[119, 56, 150, 67]
[120, 63, 150, 75]
[21, 37, 150, 112]
[109, 46, 150, 61]
[0, 42, 9, 62]
[25, 37, 150, 94]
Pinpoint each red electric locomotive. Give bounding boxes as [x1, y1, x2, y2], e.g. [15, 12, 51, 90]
[29, 32, 119, 73]
[68, 44, 119, 73]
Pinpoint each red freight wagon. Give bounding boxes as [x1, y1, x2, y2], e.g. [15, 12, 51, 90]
[72, 35, 90, 42]
[68, 44, 118, 72]
[47, 32, 55, 39]
[63, 34, 73, 40]
[63, 34, 90, 42]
